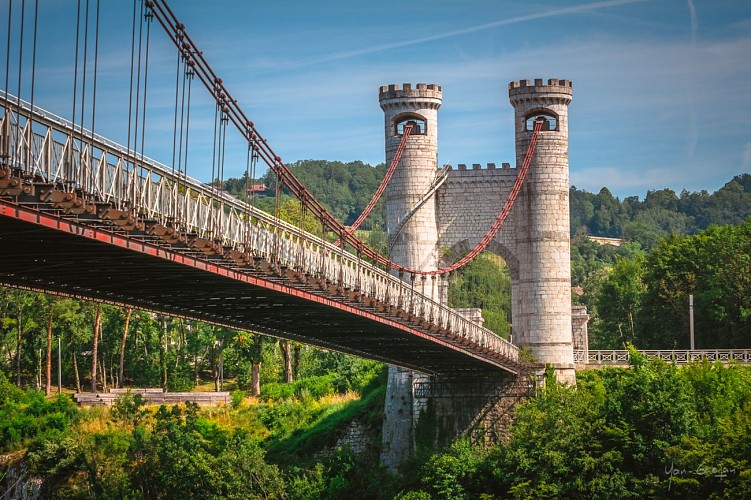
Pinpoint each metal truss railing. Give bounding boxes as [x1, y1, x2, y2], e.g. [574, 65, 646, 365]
[575, 349, 751, 365]
[0, 92, 518, 368]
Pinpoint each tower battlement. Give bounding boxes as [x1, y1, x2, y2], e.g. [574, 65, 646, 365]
[508, 78, 572, 91]
[508, 78, 573, 106]
[454, 162, 514, 171]
[379, 83, 442, 104]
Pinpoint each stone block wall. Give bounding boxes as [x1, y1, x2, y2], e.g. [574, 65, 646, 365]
[571, 305, 590, 358]
[509, 79, 575, 384]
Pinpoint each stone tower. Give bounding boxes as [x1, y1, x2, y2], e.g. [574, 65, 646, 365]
[378, 83, 442, 469]
[379, 83, 442, 278]
[509, 78, 575, 384]
[379, 79, 579, 469]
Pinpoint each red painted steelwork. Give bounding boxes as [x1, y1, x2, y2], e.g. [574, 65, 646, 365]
[0, 200, 516, 372]
[145, 0, 541, 277]
[341, 122, 413, 240]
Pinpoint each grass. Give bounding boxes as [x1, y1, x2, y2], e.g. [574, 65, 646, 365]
[265, 382, 386, 465]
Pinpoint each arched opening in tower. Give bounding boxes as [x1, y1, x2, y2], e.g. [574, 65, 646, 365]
[393, 113, 427, 136]
[524, 110, 558, 131]
[442, 242, 516, 341]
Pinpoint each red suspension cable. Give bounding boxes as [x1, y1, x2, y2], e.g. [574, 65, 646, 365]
[434, 118, 543, 274]
[336, 122, 412, 245]
[146, 0, 542, 277]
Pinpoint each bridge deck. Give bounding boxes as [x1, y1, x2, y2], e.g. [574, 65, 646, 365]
[0, 201, 514, 375]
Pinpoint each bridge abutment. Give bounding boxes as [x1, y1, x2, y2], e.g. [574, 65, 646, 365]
[382, 371, 537, 470]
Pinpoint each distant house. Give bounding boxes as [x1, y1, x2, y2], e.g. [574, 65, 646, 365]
[587, 236, 624, 247]
[246, 183, 268, 195]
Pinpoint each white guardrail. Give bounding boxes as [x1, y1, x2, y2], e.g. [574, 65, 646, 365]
[0, 92, 518, 364]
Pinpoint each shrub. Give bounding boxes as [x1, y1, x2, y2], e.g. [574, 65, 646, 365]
[231, 390, 245, 409]
[111, 391, 147, 425]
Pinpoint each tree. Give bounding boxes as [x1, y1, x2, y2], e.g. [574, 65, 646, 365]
[45, 298, 54, 395]
[277, 198, 323, 236]
[250, 336, 263, 396]
[638, 218, 751, 348]
[91, 304, 102, 393]
[158, 316, 168, 391]
[594, 255, 647, 348]
[280, 340, 293, 383]
[447, 252, 512, 338]
[0, 289, 41, 387]
[118, 307, 133, 388]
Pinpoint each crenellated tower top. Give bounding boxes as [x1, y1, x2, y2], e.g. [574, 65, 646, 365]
[508, 78, 572, 107]
[379, 83, 442, 110]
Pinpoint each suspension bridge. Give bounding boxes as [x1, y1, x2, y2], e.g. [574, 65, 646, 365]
[5, 1, 750, 468]
[0, 0, 540, 377]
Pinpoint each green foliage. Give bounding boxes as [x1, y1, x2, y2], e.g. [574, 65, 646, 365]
[215, 431, 287, 499]
[594, 255, 647, 348]
[0, 373, 78, 452]
[277, 198, 324, 235]
[417, 440, 488, 499]
[392, 361, 751, 498]
[448, 252, 512, 338]
[637, 218, 751, 349]
[287, 447, 398, 499]
[588, 218, 751, 350]
[111, 391, 147, 425]
[8, 360, 751, 499]
[570, 174, 751, 243]
[231, 389, 246, 409]
[262, 159, 388, 229]
[266, 383, 386, 465]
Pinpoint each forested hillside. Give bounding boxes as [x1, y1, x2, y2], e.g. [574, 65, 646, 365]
[226, 161, 751, 250]
[571, 173, 751, 249]
[2, 162, 750, 498]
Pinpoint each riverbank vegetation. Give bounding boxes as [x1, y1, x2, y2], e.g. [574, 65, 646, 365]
[2, 357, 749, 498]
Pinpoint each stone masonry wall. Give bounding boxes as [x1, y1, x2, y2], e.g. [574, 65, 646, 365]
[436, 164, 519, 275]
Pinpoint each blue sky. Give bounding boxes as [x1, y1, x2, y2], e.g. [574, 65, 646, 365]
[3, 0, 751, 198]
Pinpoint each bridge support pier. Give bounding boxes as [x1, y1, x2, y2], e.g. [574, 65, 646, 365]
[381, 366, 416, 469]
[381, 369, 536, 470]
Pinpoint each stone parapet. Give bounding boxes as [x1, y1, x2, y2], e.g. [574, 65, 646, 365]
[379, 83, 443, 103]
[508, 78, 573, 106]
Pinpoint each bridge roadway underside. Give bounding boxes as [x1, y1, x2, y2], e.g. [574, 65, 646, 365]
[0, 202, 510, 376]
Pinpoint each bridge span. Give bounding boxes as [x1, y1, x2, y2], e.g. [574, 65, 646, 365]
[0, 92, 523, 377]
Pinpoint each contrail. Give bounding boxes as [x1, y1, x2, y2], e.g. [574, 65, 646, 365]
[687, 0, 698, 42]
[299, 0, 652, 66]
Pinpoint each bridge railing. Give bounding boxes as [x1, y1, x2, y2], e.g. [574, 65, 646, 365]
[0, 93, 518, 366]
[575, 349, 751, 365]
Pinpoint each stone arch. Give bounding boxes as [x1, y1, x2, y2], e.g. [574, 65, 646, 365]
[440, 238, 518, 280]
[524, 108, 559, 131]
[392, 112, 427, 136]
